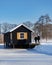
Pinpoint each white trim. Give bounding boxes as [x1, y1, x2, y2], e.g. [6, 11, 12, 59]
[20, 32, 24, 40]
[10, 33, 12, 40]
[10, 24, 34, 32]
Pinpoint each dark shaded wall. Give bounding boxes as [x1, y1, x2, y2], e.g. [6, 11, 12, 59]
[12, 25, 31, 44]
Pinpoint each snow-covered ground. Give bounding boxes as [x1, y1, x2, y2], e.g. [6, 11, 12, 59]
[32, 39, 52, 45]
[40, 39, 52, 44]
[0, 43, 52, 65]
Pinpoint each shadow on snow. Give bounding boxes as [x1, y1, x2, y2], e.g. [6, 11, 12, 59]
[0, 44, 52, 56]
[27, 45, 52, 56]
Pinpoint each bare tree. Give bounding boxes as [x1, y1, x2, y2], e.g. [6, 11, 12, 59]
[34, 14, 52, 40]
[23, 21, 33, 28]
[33, 15, 44, 37]
[2, 23, 9, 33]
[2, 23, 17, 33]
[44, 14, 52, 40]
[7, 24, 17, 31]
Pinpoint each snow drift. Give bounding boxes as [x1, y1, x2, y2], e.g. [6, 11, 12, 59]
[34, 45, 52, 55]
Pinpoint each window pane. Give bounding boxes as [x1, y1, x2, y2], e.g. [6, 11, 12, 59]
[20, 33, 24, 39]
[17, 32, 27, 40]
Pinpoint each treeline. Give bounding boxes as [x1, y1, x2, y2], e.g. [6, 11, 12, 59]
[0, 14, 52, 39]
[23, 14, 52, 39]
[0, 23, 17, 33]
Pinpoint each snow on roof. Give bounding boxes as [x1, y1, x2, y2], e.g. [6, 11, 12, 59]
[10, 24, 34, 32]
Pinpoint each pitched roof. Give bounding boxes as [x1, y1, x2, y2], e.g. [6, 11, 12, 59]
[10, 24, 34, 32]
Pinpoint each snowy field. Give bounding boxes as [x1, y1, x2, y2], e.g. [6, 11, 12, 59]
[0, 43, 52, 65]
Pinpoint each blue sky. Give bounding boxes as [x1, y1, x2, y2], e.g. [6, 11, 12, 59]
[0, 0, 52, 24]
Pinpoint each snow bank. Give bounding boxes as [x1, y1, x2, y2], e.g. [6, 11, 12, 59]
[40, 39, 52, 43]
[34, 45, 52, 55]
[0, 43, 52, 56]
[32, 39, 52, 45]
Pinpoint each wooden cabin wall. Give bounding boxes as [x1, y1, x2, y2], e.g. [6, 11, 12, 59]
[12, 25, 31, 44]
[4, 32, 10, 47]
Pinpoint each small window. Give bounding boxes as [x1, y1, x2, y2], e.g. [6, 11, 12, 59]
[20, 32, 24, 39]
[17, 32, 27, 40]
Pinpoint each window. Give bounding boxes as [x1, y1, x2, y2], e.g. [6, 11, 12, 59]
[20, 32, 24, 39]
[17, 32, 28, 40]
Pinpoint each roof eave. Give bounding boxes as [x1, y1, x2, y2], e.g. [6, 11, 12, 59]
[10, 24, 34, 32]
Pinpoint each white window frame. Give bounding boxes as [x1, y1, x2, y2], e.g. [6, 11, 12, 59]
[20, 32, 24, 40]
